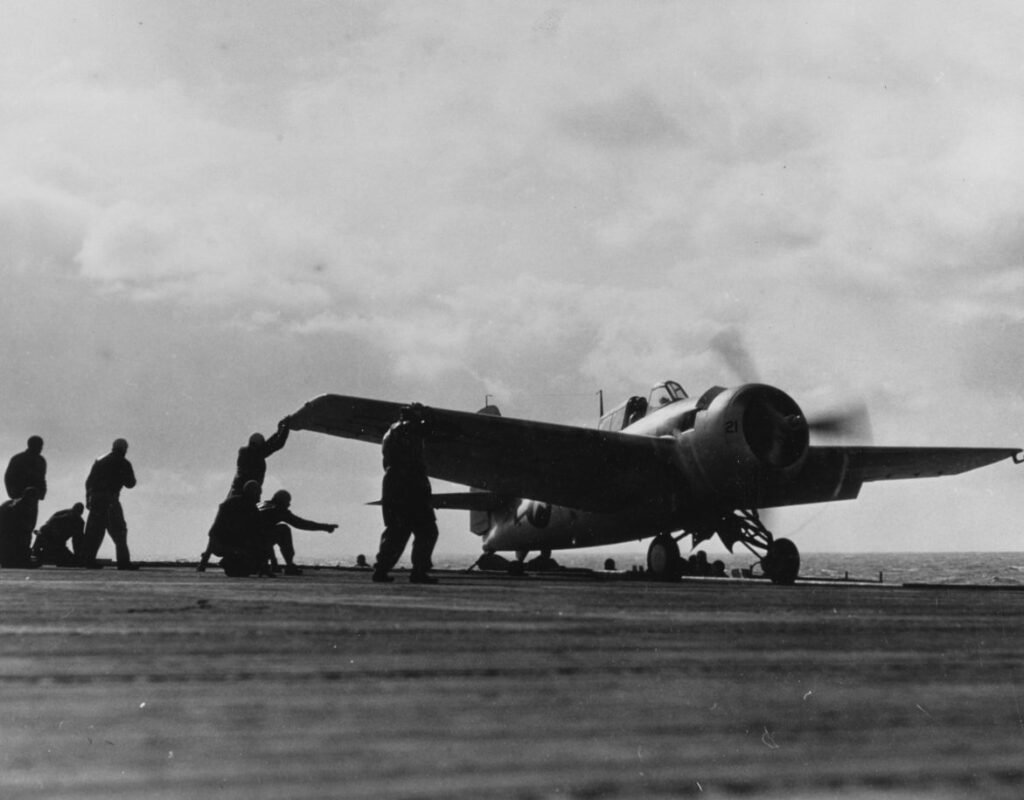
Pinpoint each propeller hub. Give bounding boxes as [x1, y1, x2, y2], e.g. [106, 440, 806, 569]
[739, 386, 809, 469]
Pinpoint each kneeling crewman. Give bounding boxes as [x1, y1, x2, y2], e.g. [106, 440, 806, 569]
[204, 480, 268, 577]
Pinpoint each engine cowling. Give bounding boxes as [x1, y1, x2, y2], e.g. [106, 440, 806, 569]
[686, 384, 810, 506]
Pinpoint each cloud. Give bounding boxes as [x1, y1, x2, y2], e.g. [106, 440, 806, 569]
[76, 194, 342, 309]
[558, 91, 691, 149]
[1, 2, 1023, 559]
[0, 179, 94, 272]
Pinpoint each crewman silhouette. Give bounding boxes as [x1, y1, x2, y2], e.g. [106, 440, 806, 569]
[5, 435, 47, 502]
[204, 480, 270, 577]
[32, 503, 85, 567]
[228, 419, 291, 497]
[198, 419, 292, 571]
[83, 438, 137, 570]
[258, 489, 337, 575]
[0, 487, 41, 568]
[373, 404, 439, 584]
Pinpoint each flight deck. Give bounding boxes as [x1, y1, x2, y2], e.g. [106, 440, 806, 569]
[1, 564, 1022, 799]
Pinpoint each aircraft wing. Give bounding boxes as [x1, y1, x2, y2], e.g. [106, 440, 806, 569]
[845, 446, 1021, 481]
[759, 445, 1022, 508]
[288, 394, 679, 512]
[288, 394, 404, 446]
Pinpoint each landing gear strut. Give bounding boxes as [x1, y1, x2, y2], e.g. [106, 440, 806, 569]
[647, 510, 800, 584]
[727, 510, 800, 585]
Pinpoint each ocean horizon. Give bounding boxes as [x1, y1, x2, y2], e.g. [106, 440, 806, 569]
[448, 550, 1024, 585]
[151, 550, 1024, 586]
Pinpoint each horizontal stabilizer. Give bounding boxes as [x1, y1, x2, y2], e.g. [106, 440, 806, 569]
[432, 492, 504, 511]
[367, 492, 504, 511]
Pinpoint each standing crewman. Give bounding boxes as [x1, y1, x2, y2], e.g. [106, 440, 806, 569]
[228, 418, 291, 497]
[259, 489, 338, 575]
[84, 438, 137, 570]
[32, 502, 85, 567]
[372, 404, 439, 584]
[5, 435, 47, 502]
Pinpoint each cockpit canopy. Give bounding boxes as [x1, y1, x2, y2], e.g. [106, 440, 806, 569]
[598, 380, 689, 432]
[648, 380, 688, 408]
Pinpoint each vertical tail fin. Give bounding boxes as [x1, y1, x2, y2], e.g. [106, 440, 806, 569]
[470, 404, 502, 535]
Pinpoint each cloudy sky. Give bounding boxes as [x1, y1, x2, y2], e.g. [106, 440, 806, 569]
[3, 1, 1024, 565]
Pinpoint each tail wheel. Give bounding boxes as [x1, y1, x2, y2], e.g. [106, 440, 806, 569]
[762, 538, 800, 585]
[647, 535, 682, 581]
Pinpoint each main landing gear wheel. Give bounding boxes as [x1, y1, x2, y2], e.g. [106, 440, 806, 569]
[761, 537, 800, 585]
[646, 535, 682, 581]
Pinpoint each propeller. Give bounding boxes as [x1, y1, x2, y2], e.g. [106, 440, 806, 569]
[806, 402, 873, 442]
[710, 327, 873, 443]
[742, 387, 809, 469]
[709, 328, 760, 384]
[705, 327, 873, 555]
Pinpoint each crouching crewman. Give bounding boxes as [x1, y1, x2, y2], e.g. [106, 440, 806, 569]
[0, 487, 40, 568]
[204, 480, 269, 577]
[32, 503, 86, 567]
[259, 489, 337, 575]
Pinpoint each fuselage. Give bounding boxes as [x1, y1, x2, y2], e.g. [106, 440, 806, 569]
[479, 381, 703, 553]
[481, 497, 671, 552]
